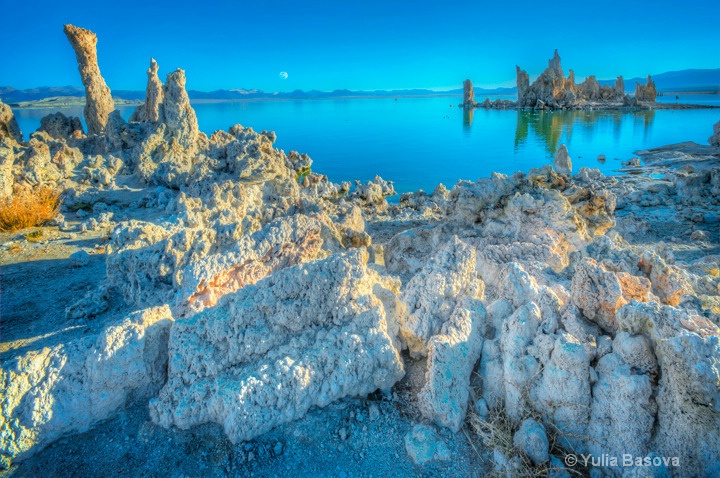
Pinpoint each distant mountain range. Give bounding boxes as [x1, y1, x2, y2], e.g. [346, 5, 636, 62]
[1, 69, 717, 106]
[597, 69, 720, 93]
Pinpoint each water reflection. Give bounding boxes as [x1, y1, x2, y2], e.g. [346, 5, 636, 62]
[510, 109, 656, 155]
[463, 108, 474, 129]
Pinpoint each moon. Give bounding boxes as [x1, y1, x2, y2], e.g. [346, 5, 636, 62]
[279, 71, 288, 80]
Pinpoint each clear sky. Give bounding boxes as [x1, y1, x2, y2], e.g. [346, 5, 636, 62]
[3, 0, 719, 92]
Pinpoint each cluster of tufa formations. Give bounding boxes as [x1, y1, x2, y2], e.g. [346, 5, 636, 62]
[463, 50, 658, 110]
[1, 24, 720, 477]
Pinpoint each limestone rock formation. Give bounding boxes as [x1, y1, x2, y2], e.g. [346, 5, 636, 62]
[0, 306, 173, 463]
[462, 79, 475, 108]
[579, 76, 600, 101]
[0, 142, 15, 199]
[38, 112, 84, 139]
[404, 424, 451, 465]
[613, 76, 625, 98]
[398, 237, 484, 356]
[635, 75, 657, 102]
[130, 58, 164, 123]
[516, 51, 627, 109]
[709, 119, 720, 146]
[0, 100, 23, 144]
[553, 144, 572, 175]
[516, 66, 529, 103]
[150, 250, 405, 442]
[106, 220, 216, 307]
[571, 257, 627, 332]
[176, 214, 340, 314]
[513, 418, 549, 466]
[63, 24, 115, 135]
[162, 69, 199, 149]
[418, 298, 486, 431]
[588, 352, 656, 476]
[616, 301, 720, 477]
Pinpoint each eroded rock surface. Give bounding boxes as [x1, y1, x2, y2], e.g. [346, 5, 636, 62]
[0, 306, 173, 463]
[516, 50, 639, 110]
[0, 100, 23, 144]
[710, 119, 720, 146]
[63, 24, 115, 135]
[130, 58, 164, 123]
[150, 250, 405, 442]
[2, 23, 719, 478]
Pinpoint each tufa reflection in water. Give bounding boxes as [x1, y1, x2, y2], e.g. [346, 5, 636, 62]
[463, 107, 474, 130]
[509, 109, 656, 156]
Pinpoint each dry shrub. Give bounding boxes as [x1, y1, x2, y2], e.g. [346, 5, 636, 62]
[465, 373, 589, 477]
[0, 185, 62, 232]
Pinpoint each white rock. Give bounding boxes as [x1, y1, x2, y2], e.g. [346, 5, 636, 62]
[500, 302, 542, 421]
[106, 220, 216, 307]
[616, 301, 720, 477]
[70, 249, 91, 267]
[150, 250, 405, 442]
[398, 236, 484, 356]
[0, 306, 173, 463]
[418, 298, 486, 431]
[513, 418, 549, 465]
[571, 257, 626, 332]
[588, 353, 656, 476]
[532, 332, 591, 454]
[404, 424, 451, 465]
[554, 144, 572, 175]
[175, 214, 339, 314]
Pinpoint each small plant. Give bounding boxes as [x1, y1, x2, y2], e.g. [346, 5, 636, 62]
[0, 185, 62, 232]
[465, 372, 589, 477]
[66, 201, 93, 213]
[25, 229, 44, 241]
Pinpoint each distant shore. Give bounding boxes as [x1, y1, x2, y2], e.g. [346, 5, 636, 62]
[8, 94, 720, 109]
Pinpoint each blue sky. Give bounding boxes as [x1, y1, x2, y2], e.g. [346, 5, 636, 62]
[3, 0, 719, 92]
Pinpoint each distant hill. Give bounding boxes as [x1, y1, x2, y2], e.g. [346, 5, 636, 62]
[1, 68, 717, 106]
[599, 69, 720, 93]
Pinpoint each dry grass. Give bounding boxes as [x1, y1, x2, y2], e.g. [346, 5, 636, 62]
[0, 186, 62, 232]
[465, 371, 590, 477]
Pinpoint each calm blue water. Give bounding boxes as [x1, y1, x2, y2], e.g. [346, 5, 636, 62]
[13, 96, 720, 194]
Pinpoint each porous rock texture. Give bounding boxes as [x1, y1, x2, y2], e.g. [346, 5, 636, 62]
[150, 249, 405, 442]
[635, 75, 658, 103]
[398, 236, 485, 356]
[462, 79, 475, 108]
[130, 58, 164, 123]
[417, 297, 486, 431]
[0, 100, 23, 144]
[554, 144, 572, 175]
[516, 50, 634, 109]
[63, 24, 115, 135]
[0, 306, 173, 463]
[710, 119, 720, 146]
[2, 24, 720, 478]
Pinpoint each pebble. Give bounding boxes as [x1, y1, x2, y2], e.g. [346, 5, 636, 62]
[273, 442, 283, 456]
[368, 403, 380, 421]
[475, 398, 489, 418]
[70, 250, 91, 267]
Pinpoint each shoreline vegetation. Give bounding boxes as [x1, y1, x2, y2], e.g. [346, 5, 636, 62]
[1, 24, 720, 477]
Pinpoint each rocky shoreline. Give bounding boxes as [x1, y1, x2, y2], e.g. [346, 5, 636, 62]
[1, 25, 720, 477]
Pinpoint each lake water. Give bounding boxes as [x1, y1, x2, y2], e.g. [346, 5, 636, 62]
[12, 96, 720, 194]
